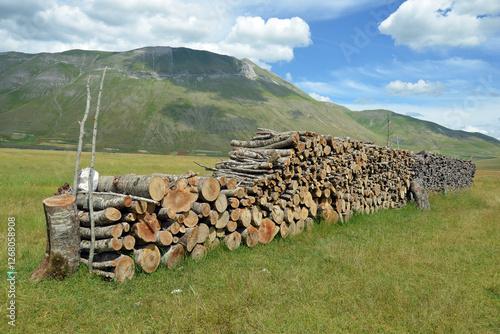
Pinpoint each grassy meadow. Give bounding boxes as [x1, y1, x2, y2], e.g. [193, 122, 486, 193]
[0, 148, 498, 333]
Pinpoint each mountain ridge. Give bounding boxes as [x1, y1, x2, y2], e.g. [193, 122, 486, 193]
[0, 46, 498, 158]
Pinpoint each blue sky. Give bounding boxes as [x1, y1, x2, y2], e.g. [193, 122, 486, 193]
[1, 0, 499, 139]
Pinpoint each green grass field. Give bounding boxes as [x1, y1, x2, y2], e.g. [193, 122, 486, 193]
[0, 148, 498, 333]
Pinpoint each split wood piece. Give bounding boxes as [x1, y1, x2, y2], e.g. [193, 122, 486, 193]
[80, 253, 135, 283]
[81, 238, 122, 253]
[191, 202, 211, 217]
[258, 218, 280, 244]
[190, 244, 208, 261]
[30, 195, 81, 282]
[160, 244, 185, 269]
[213, 194, 228, 213]
[80, 224, 123, 240]
[271, 206, 284, 224]
[162, 180, 198, 214]
[97, 175, 166, 201]
[196, 177, 221, 202]
[216, 211, 230, 229]
[79, 207, 121, 227]
[226, 220, 238, 233]
[182, 210, 199, 228]
[251, 206, 263, 227]
[208, 226, 217, 242]
[289, 220, 297, 236]
[296, 219, 305, 234]
[177, 227, 199, 252]
[155, 230, 173, 247]
[280, 222, 290, 239]
[127, 200, 148, 215]
[197, 223, 210, 244]
[121, 222, 131, 233]
[76, 194, 132, 211]
[205, 210, 219, 226]
[134, 244, 161, 273]
[224, 231, 242, 251]
[131, 214, 161, 244]
[237, 208, 252, 227]
[239, 226, 259, 247]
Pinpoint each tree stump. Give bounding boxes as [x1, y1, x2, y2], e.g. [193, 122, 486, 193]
[410, 179, 431, 211]
[30, 195, 81, 282]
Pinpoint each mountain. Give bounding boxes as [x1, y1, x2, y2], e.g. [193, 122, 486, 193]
[345, 109, 500, 158]
[0, 46, 381, 154]
[0, 46, 498, 158]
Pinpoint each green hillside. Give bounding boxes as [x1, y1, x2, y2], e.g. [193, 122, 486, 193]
[0, 47, 381, 154]
[0, 46, 498, 157]
[345, 109, 500, 159]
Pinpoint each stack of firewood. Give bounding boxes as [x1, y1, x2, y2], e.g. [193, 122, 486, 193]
[413, 151, 476, 192]
[76, 129, 475, 282]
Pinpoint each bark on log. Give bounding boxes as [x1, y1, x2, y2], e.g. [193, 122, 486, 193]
[97, 175, 166, 201]
[80, 224, 123, 239]
[31, 195, 81, 282]
[81, 238, 122, 253]
[196, 177, 221, 202]
[80, 253, 135, 283]
[160, 244, 185, 269]
[134, 244, 161, 273]
[76, 194, 132, 211]
[79, 207, 121, 226]
[177, 227, 199, 252]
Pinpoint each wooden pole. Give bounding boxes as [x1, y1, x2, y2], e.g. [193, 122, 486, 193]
[88, 66, 108, 272]
[387, 113, 391, 147]
[72, 75, 91, 198]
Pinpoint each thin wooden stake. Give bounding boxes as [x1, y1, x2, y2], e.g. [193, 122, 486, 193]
[72, 75, 91, 198]
[88, 67, 108, 272]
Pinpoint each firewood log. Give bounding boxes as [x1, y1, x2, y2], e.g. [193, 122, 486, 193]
[97, 174, 166, 201]
[177, 227, 199, 252]
[160, 244, 185, 269]
[81, 253, 135, 283]
[134, 244, 161, 273]
[80, 224, 123, 240]
[79, 207, 121, 226]
[190, 244, 207, 260]
[224, 231, 241, 251]
[76, 194, 132, 210]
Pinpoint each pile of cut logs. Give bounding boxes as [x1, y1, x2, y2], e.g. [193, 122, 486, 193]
[413, 151, 476, 192]
[78, 129, 434, 281]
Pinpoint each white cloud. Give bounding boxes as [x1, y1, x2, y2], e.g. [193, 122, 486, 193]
[385, 79, 446, 96]
[309, 93, 332, 102]
[285, 73, 293, 82]
[0, 1, 311, 66]
[379, 0, 500, 50]
[463, 126, 488, 135]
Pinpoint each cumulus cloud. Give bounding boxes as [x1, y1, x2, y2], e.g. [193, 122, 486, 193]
[379, 0, 500, 50]
[385, 79, 446, 96]
[309, 93, 332, 102]
[463, 125, 488, 134]
[285, 73, 293, 82]
[0, 1, 311, 66]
